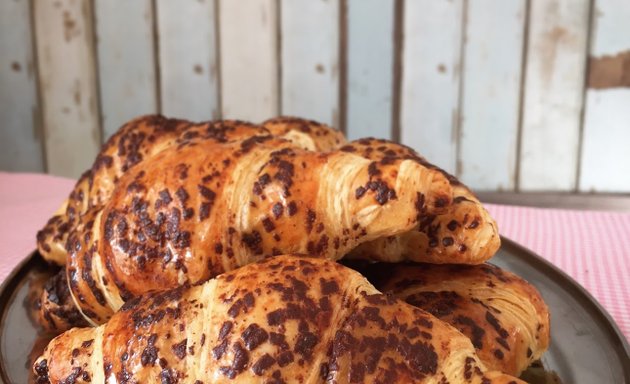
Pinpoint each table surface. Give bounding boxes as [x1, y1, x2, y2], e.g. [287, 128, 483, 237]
[1, 171, 628, 340]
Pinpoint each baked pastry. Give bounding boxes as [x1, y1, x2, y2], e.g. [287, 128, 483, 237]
[344, 139, 500, 264]
[36, 117, 454, 329]
[365, 262, 550, 376]
[37, 118, 499, 271]
[28, 268, 89, 332]
[36, 116, 346, 266]
[34, 256, 524, 383]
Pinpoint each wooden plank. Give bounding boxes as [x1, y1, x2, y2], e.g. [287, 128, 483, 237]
[458, 0, 526, 191]
[156, 0, 219, 121]
[281, 0, 339, 127]
[400, 0, 463, 173]
[519, 0, 590, 191]
[219, 0, 278, 122]
[579, 0, 630, 192]
[0, 0, 45, 172]
[581, 91, 630, 192]
[345, 0, 394, 140]
[34, 0, 101, 178]
[95, 0, 157, 140]
[478, 191, 630, 212]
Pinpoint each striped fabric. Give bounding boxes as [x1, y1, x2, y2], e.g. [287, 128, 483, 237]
[486, 203, 630, 340]
[0, 172, 628, 339]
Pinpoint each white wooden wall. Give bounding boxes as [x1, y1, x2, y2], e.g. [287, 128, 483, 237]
[1, 0, 629, 193]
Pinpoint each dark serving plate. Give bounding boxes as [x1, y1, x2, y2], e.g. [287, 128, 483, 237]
[0, 237, 628, 383]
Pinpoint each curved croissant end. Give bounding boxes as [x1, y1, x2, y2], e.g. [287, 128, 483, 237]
[343, 138, 500, 265]
[368, 262, 550, 376]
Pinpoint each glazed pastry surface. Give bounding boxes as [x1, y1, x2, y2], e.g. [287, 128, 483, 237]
[368, 262, 550, 376]
[36, 116, 345, 267]
[35, 116, 456, 330]
[345, 139, 500, 265]
[35, 256, 524, 384]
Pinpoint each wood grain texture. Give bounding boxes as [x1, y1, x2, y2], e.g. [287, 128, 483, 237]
[156, 0, 219, 121]
[479, 191, 630, 211]
[519, 0, 590, 191]
[95, 0, 157, 141]
[34, 0, 101, 178]
[281, 0, 340, 127]
[346, 0, 394, 140]
[400, 0, 463, 173]
[579, 0, 630, 192]
[4, 0, 627, 193]
[219, 0, 278, 121]
[459, 0, 526, 191]
[0, 0, 44, 172]
[580, 90, 630, 192]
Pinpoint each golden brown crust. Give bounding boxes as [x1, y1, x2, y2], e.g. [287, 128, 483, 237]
[261, 116, 346, 151]
[36, 115, 343, 267]
[28, 269, 89, 333]
[36, 116, 454, 330]
[34, 114, 506, 348]
[36, 115, 198, 265]
[35, 256, 523, 383]
[64, 134, 452, 325]
[368, 262, 550, 376]
[343, 139, 500, 264]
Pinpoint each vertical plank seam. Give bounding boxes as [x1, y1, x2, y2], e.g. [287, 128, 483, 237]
[275, 0, 282, 117]
[28, 0, 48, 172]
[274, 0, 280, 117]
[390, 0, 404, 143]
[575, 0, 596, 192]
[514, 0, 532, 193]
[151, 0, 162, 115]
[338, 0, 348, 132]
[89, 0, 104, 146]
[214, 0, 223, 119]
[454, 0, 468, 179]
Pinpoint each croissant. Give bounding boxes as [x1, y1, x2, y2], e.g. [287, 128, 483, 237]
[363, 262, 550, 376]
[32, 115, 344, 331]
[261, 116, 347, 152]
[36, 116, 346, 267]
[36, 117, 454, 330]
[29, 269, 89, 332]
[343, 139, 500, 264]
[34, 255, 524, 383]
[37, 118, 498, 270]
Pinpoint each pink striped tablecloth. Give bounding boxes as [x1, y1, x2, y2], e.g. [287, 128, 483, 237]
[1, 172, 628, 339]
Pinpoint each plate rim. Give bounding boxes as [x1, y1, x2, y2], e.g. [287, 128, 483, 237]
[0, 250, 46, 384]
[499, 236, 630, 358]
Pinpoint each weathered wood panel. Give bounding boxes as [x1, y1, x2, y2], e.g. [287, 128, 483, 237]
[34, 0, 101, 178]
[0, 0, 44, 172]
[156, 0, 219, 121]
[96, 0, 157, 140]
[519, 0, 590, 190]
[458, 0, 526, 191]
[580, 0, 630, 192]
[400, 0, 463, 173]
[5, 0, 629, 192]
[345, 0, 394, 140]
[219, 0, 278, 122]
[281, 0, 339, 127]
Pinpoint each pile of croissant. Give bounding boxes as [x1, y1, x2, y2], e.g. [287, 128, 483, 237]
[31, 116, 549, 383]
